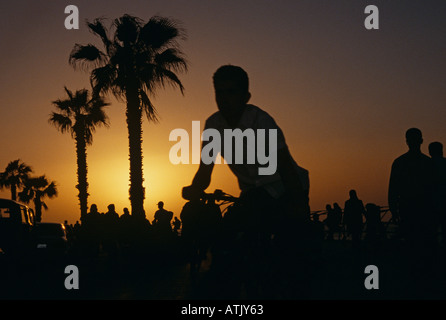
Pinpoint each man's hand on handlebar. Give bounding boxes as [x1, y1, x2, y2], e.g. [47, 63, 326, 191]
[182, 185, 204, 201]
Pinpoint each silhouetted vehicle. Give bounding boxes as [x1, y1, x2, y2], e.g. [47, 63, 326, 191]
[0, 198, 35, 255]
[31, 222, 68, 257]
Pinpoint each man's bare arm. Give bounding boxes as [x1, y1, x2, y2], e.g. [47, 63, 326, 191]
[191, 161, 214, 191]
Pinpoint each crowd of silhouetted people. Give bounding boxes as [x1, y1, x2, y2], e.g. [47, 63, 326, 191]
[61, 129, 446, 267]
[317, 129, 446, 256]
[62, 202, 172, 262]
[38, 127, 446, 299]
[317, 191, 388, 252]
[61, 197, 224, 267]
[61, 193, 392, 264]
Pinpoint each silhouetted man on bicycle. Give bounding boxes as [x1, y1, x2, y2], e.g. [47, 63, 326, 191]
[183, 65, 310, 298]
[184, 65, 309, 224]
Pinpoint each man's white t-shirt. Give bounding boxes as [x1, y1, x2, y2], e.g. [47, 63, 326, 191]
[204, 104, 307, 199]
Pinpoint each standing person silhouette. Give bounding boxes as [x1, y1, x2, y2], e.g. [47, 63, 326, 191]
[388, 128, 437, 297]
[182, 65, 310, 298]
[325, 204, 336, 240]
[388, 128, 435, 247]
[332, 203, 343, 239]
[153, 201, 173, 234]
[429, 141, 446, 250]
[343, 190, 365, 249]
[103, 204, 119, 258]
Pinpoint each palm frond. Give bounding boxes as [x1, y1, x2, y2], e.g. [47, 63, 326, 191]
[69, 44, 107, 70]
[64, 87, 74, 100]
[19, 162, 32, 174]
[87, 18, 113, 54]
[139, 90, 159, 122]
[154, 48, 188, 73]
[90, 64, 117, 96]
[52, 98, 72, 115]
[33, 176, 49, 189]
[48, 112, 73, 135]
[153, 67, 185, 94]
[18, 189, 33, 204]
[114, 14, 141, 44]
[139, 16, 186, 49]
[0, 160, 33, 187]
[138, 63, 156, 92]
[71, 89, 89, 113]
[88, 99, 110, 127]
[44, 181, 58, 198]
[84, 127, 93, 145]
[84, 98, 110, 145]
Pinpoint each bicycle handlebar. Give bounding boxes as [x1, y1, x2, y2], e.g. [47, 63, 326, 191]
[205, 189, 239, 202]
[182, 186, 238, 202]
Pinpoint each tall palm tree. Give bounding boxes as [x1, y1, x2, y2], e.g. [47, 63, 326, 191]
[19, 175, 58, 222]
[49, 87, 109, 220]
[69, 14, 188, 219]
[0, 159, 33, 201]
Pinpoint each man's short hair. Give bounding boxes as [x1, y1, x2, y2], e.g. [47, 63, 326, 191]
[213, 65, 249, 93]
[405, 128, 422, 140]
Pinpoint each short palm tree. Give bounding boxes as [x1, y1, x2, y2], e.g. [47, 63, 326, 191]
[49, 87, 109, 220]
[19, 175, 58, 222]
[69, 14, 188, 219]
[0, 159, 33, 201]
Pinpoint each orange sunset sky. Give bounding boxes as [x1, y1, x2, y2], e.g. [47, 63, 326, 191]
[1, 1, 446, 224]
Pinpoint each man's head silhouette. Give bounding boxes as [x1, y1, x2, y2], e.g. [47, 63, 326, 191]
[429, 141, 443, 158]
[405, 128, 423, 152]
[349, 189, 358, 199]
[213, 65, 251, 123]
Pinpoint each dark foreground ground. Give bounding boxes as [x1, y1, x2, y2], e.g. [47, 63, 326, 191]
[1, 236, 445, 301]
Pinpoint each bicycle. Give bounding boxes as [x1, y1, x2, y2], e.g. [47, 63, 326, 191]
[181, 187, 287, 299]
[180, 188, 237, 280]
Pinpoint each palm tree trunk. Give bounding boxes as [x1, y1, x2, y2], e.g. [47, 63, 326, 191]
[126, 86, 146, 220]
[76, 132, 89, 221]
